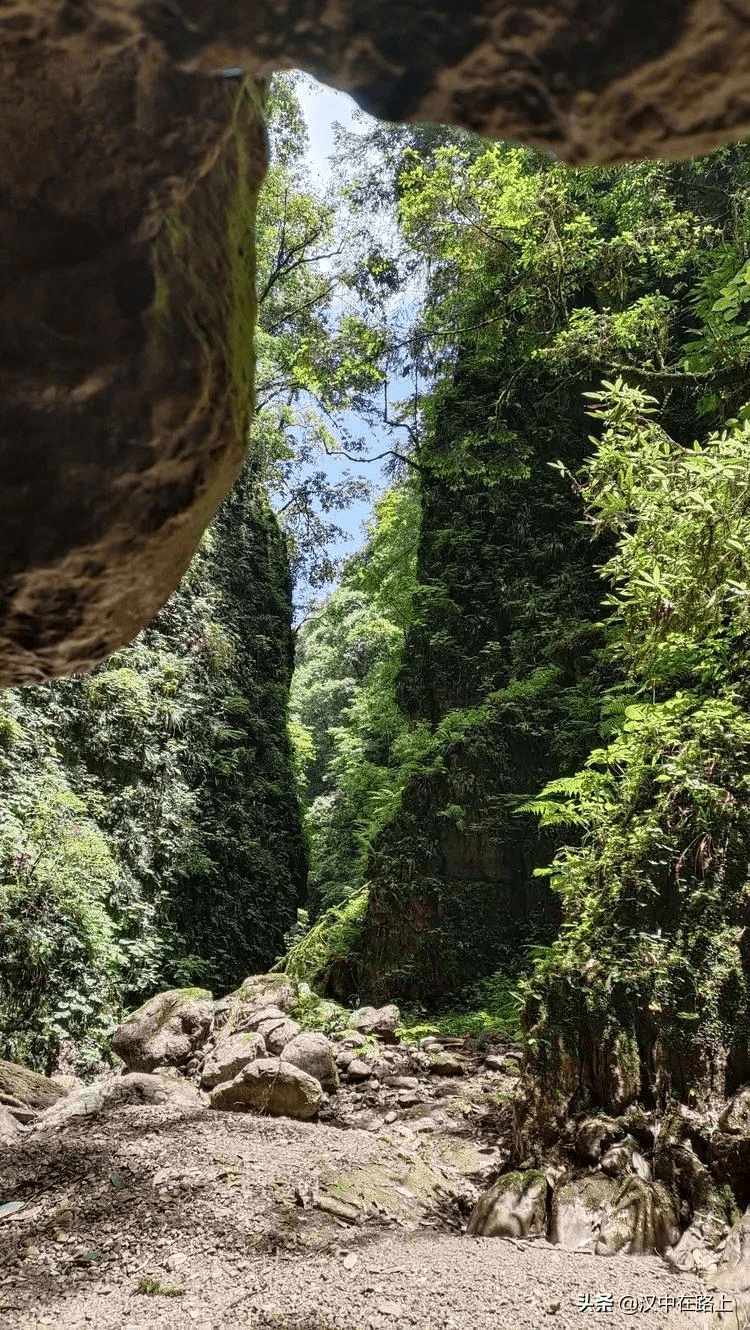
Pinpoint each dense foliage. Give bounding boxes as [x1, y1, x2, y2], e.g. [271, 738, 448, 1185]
[7, 76, 750, 1101]
[0, 470, 306, 1073]
[521, 380, 750, 1106]
[288, 135, 750, 1055]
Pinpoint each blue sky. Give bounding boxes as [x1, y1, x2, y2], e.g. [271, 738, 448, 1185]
[287, 76, 414, 590]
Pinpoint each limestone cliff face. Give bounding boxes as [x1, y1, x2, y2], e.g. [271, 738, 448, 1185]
[3, 2, 750, 680]
[155, 0, 750, 165]
[0, 6, 266, 682]
[356, 367, 605, 1005]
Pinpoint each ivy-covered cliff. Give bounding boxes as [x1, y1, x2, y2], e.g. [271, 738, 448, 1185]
[288, 138, 750, 1062]
[0, 464, 306, 1073]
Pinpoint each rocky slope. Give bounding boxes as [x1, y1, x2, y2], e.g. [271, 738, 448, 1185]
[3, 975, 750, 1326]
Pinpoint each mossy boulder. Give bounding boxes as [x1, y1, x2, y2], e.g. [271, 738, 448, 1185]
[550, 1173, 678, 1255]
[232, 974, 297, 1014]
[574, 1116, 624, 1166]
[112, 988, 213, 1073]
[551, 1175, 617, 1249]
[0, 1058, 68, 1112]
[467, 1170, 547, 1239]
[214, 976, 297, 1042]
[595, 1176, 679, 1256]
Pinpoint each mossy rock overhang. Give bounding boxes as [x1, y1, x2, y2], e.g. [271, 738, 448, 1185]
[1, 1, 749, 682]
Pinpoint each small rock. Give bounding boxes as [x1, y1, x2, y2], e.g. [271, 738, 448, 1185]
[428, 1053, 465, 1077]
[338, 1031, 367, 1050]
[483, 1054, 506, 1072]
[346, 1059, 371, 1082]
[410, 1117, 438, 1133]
[349, 1004, 400, 1042]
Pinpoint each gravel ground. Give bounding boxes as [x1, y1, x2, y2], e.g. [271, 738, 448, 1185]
[0, 1100, 741, 1330]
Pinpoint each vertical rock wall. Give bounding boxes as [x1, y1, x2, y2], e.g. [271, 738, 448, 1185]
[0, 6, 267, 682]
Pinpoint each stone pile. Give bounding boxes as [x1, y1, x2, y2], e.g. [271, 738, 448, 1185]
[108, 978, 409, 1124]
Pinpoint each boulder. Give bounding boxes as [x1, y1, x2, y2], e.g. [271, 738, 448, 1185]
[428, 1052, 465, 1077]
[349, 1005, 400, 1042]
[600, 1138, 651, 1180]
[713, 1208, 750, 1293]
[467, 1170, 547, 1239]
[719, 1087, 750, 1135]
[40, 1071, 204, 1129]
[667, 1210, 726, 1274]
[201, 1032, 266, 1089]
[483, 1054, 506, 1073]
[551, 1175, 619, 1250]
[574, 1116, 623, 1166]
[220, 1001, 287, 1041]
[229, 974, 297, 1015]
[0, 1058, 68, 1112]
[259, 1017, 301, 1054]
[281, 1033, 339, 1094]
[0, 1104, 21, 1144]
[209, 1058, 322, 1120]
[112, 988, 213, 1073]
[653, 1110, 714, 1213]
[594, 1177, 679, 1256]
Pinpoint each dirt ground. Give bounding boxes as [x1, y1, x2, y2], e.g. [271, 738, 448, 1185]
[0, 1097, 736, 1330]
